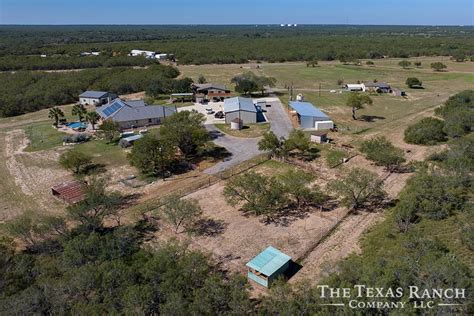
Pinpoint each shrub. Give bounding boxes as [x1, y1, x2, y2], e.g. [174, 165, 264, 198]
[360, 136, 406, 171]
[404, 117, 446, 145]
[405, 77, 422, 88]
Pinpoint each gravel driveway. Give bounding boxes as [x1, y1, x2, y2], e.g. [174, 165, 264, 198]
[204, 97, 292, 174]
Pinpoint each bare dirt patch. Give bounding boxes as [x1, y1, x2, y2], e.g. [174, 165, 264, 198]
[154, 181, 348, 281]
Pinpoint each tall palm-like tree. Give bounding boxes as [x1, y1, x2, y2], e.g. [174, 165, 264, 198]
[48, 107, 65, 127]
[86, 111, 101, 130]
[72, 104, 87, 122]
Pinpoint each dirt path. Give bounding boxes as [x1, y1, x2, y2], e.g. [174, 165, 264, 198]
[289, 133, 435, 284]
[290, 211, 383, 284]
[2, 129, 68, 219]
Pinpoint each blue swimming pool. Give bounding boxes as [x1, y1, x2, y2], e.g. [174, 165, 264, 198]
[66, 122, 87, 129]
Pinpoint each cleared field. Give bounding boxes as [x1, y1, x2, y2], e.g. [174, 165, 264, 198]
[154, 160, 348, 279]
[179, 58, 473, 146]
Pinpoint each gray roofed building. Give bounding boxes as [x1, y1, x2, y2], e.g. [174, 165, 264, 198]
[79, 91, 110, 98]
[192, 83, 229, 92]
[224, 97, 257, 124]
[79, 90, 117, 106]
[224, 97, 257, 113]
[364, 82, 391, 89]
[96, 99, 176, 130]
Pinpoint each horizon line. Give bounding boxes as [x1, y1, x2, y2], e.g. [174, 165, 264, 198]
[0, 23, 472, 27]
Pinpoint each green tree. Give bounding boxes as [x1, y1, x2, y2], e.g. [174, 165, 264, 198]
[158, 194, 203, 233]
[85, 111, 100, 130]
[197, 74, 207, 84]
[59, 149, 92, 174]
[67, 178, 123, 230]
[285, 129, 311, 156]
[397, 170, 467, 220]
[360, 136, 406, 171]
[258, 131, 288, 160]
[405, 77, 423, 88]
[231, 71, 276, 96]
[346, 93, 373, 120]
[435, 90, 474, 138]
[278, 169, 324, 208]
[398, 60, 411, 69]
[431, 62, 447, 71]
[404, 117, 447, 145]
[128, 135, 174, 177]
[255, 75, 277, 95]
[2, 211, 38, 247]
[99, 119, 120, 143]
[223, 171, 288, 220]
[48, 107, 65, 127]
[452, 53, 466, 62]
[72, 103, 87, 122]
[414, 61, 422, 67]
[328, 168, 386, 210]
[160, 110, 209, 158]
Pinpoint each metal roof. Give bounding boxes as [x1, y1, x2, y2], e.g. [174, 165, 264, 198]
[79, 90, 109, 98]
[224, 97, 257, 113]
[246, 246, 292, 276]
[192, 83, 229, 92]
[364, 82, 391, 89]
[51, 180, 86, 204]
[289, 101, 330, 119]
[123, 134, 144, 142]
[171, 93, 193, 96]
[96, 99, 176, 122]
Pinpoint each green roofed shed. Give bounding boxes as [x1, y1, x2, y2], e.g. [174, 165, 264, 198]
[246, 246, 292, 288]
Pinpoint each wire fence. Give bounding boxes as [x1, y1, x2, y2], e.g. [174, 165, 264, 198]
[129, 155, 269, 218]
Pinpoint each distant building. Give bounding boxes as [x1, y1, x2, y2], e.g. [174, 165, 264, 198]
[289, 101, 333, 130]
[345, 84, 365, 91]
[246, 246, 292, 288]
[79, 91, 117, 106]
[130, 49, 156, 59]
[391, 88, 406, 97]
[191, 83, 232, 103]
[224, 97, 257, 124]
[96, 99, 176, 130]
[363, 82, 392, 93]
[80, 51, 100, 56]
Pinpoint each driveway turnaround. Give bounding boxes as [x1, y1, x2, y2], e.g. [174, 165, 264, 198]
[203, 97, 293, 174]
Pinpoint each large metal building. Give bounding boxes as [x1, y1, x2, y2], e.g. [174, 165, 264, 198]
[224, 97, 257, 124]
[289, 101, 333, 130]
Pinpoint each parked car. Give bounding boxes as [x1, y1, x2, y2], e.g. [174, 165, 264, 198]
[214, 111, 224, 119]
[206, 109, 215, 115]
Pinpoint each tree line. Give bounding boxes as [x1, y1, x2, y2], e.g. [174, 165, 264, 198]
[0, 55, 158, 71]
[0, 64, 180, 117]
[1, 25, 472, 64]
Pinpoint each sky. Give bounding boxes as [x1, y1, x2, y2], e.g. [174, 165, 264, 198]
[0, 0, 473, 25]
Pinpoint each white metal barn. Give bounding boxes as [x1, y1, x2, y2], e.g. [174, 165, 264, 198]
[345, 84, 365, 91]
[224, 97, 257, 124]
[289, 101, 333, 130]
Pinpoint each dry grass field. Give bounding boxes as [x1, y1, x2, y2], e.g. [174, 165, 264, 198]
[0, 59, 469, 282]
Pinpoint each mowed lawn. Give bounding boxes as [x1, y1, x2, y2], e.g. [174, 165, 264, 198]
[74, 140, 129, 167]
[24, 122, 68, 152]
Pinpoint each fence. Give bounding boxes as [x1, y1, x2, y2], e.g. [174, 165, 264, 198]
[129, 154, 269, 218]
